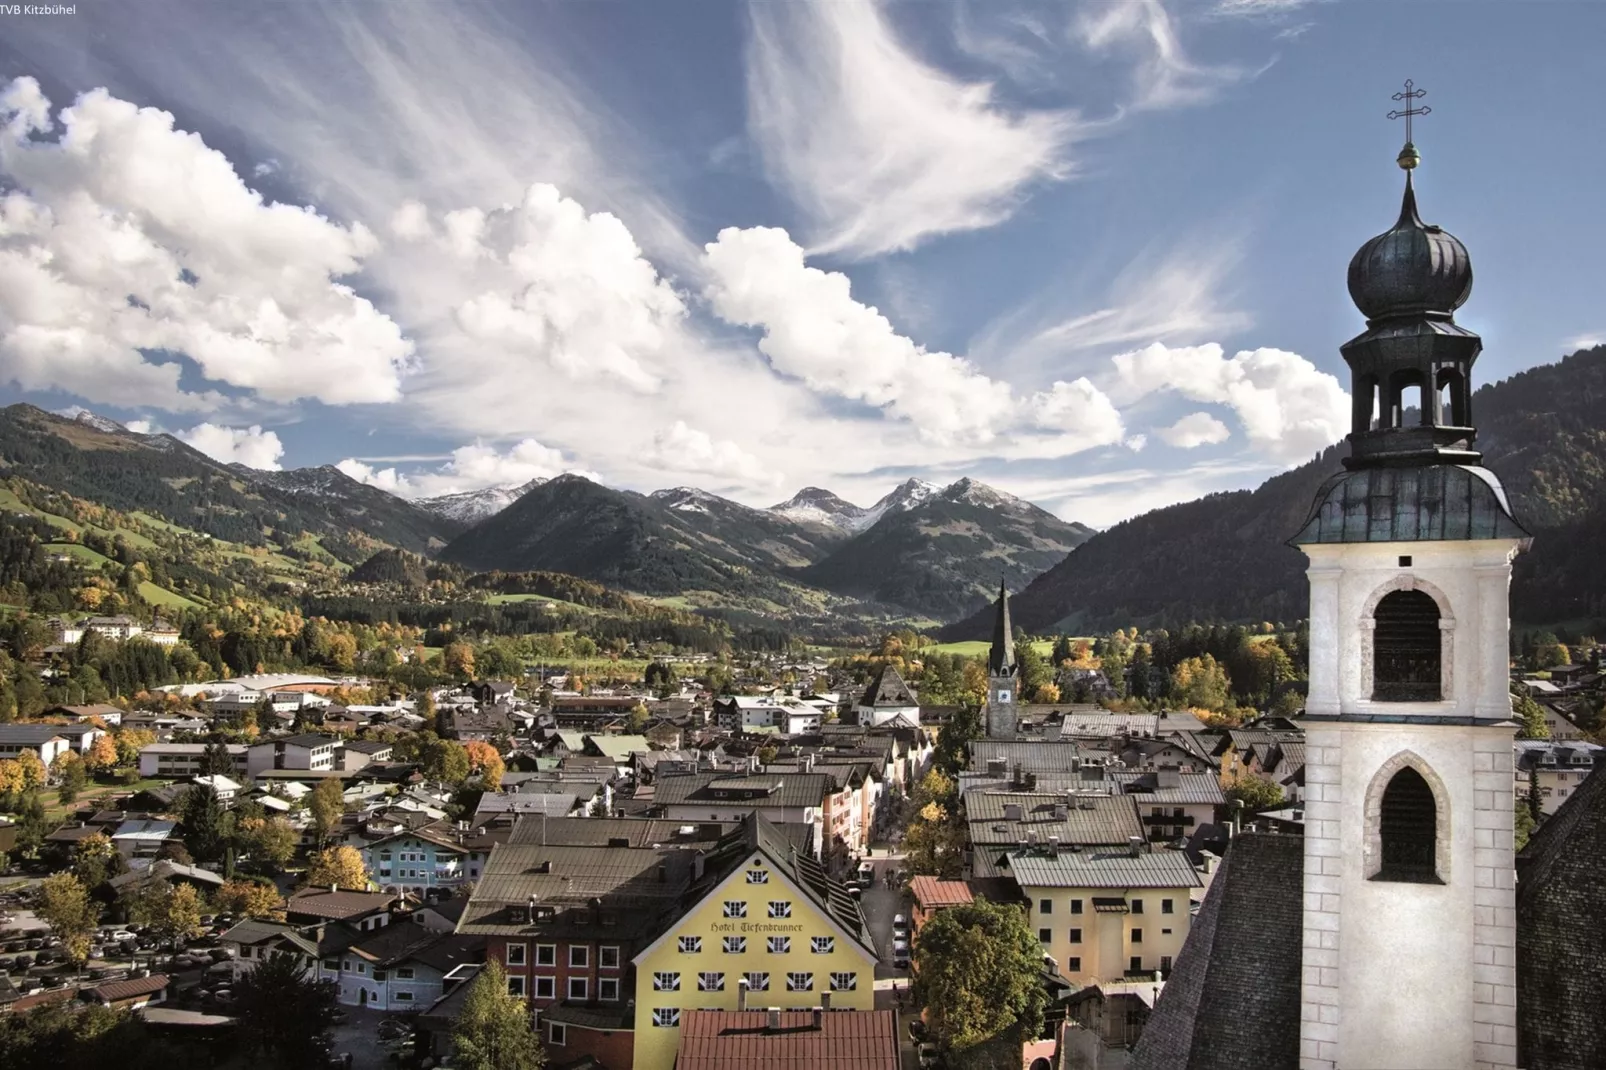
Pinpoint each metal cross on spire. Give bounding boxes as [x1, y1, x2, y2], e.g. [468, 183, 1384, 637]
[1388, 79, 1430, 170]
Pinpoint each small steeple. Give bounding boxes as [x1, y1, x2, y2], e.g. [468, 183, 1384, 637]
[988, 579, 1016, 676]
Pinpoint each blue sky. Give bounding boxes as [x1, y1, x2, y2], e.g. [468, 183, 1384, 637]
[1, 0, 1602, 527]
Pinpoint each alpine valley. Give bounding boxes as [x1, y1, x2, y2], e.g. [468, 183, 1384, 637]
[2, 343, 1604, 640]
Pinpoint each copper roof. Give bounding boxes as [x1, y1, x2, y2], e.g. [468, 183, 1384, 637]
[676, 1009, 899, 1070]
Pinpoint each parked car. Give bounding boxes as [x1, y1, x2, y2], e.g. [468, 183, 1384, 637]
[108, 931, 136, 944]
[893, 914, 909, 932]
[917, 1042, 940, 1068]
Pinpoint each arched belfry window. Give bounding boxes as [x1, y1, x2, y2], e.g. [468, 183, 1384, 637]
[1373, 589, 1442, 701]
[1375, 767, 1441, 883]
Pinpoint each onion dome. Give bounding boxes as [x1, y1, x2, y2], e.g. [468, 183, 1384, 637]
[1346, 172, 1472, 322]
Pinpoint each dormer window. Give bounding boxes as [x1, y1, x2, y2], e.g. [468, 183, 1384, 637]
[1373, 590, 1442, 701]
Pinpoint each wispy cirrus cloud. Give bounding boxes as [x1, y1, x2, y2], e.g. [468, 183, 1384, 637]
[1077, 0, 1252, 111]
[744, 0, 1081, 258]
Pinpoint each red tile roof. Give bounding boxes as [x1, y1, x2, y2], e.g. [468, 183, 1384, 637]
[676, 1010, 899, 1070]
[909, 875, 973, 910]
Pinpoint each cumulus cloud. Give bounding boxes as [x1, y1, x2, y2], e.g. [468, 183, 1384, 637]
[338, 436, 570, 498]
[1157, 411, 1232, 448]
[0, 77, 413, 411]
[704, 226, 1018, 443]
[648, 422, 777, 487]
[1112, 342, 1348, 459]
[177, 422, 285, 470]
[389, 185, 685, 394]
[745, 0, 1078, 257]
[1078, 0, 1248, 110]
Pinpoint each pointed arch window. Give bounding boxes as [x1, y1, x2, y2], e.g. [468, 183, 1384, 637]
[1373, 589, 1442, 701]
[1375, 766, 1442, 883]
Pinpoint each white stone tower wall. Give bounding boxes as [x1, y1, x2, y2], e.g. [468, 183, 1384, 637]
[1298, 537, 1521, 1070]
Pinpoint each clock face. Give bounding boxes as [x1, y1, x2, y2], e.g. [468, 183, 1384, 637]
[997, 690, 1012, 704]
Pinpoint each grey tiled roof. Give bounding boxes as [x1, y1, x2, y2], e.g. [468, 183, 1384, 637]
[966, 791, 1144, 847]
[654, 771, 832, 809]
[1003, 845, 1201, 890]
[968, 740, 1102, 772]
[1518, 761, 1606, 1069]
[1110, 770, 1226, 806]
[1129, 833, 1302, 1070]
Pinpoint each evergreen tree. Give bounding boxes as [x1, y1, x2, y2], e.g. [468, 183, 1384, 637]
[179, 784, 228, 863]
[233, 951, 338, 1068]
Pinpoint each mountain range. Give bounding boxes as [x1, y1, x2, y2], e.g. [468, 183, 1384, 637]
[13, 345, 1605, 632]
[0, 405, 1087, 622]
[944, 345, 1606, 637]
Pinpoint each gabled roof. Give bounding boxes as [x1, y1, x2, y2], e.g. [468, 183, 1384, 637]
[285, 886, 397, 921]
[908, 875, 972, 911]
[654, 772, 832, 810]
[858, 665, 916, 708]
[85, 973, 170, 1004]
[219, 919, 320, 958]
[1110, 770, 1226, 806]
[0, 725, 69, 744]
[676, 1009, 899, 1070]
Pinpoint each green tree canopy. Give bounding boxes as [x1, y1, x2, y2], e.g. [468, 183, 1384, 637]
[179, 784, 229, 863]
[452, 960, 545, 1070]
[1223, 774, 1284, 813]
[913, 898, 1047, 1052]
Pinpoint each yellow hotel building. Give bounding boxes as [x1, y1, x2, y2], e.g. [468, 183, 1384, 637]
[632, 817, 879, 1070]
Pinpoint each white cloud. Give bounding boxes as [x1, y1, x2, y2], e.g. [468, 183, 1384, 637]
[648, 422, 777, 487]
[1112, 342, 1348, 460]
[1212, 0, 1317, 16]
[1157, 411, 1232, 448]
[338, 436, 570, 498]
[703, 225, 1017, 443]
[745, 0, 1078, 257]
[124, 419, 154, 435]
[177, 422, 285, 470]
[1078, 0, 1248, 110]
[1563, 332, 1603, 352]
[0, 77, 413, 411]
[390, 185, 685, 396]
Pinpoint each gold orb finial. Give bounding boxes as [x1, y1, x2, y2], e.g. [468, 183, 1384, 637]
[1397, 142, 1420, 170]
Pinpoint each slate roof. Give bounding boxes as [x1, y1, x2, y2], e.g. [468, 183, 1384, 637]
[219, 919, 320, 958]
[0, 725, 68, 744]
[654, 772, 832, 809]
[676, 1009, 899, 1070]
[1129, 833, 1302, 1070]
[1517, 761, 1606, 1070]
[744, 813, 873, 951]
[1110, 770, 1227, 806]
[1292, 464, 1529, 544]
[1003, 846, 1202, 890]
[506, 816, 737, 848]
[966, 791, 1144, 847]
[858, 665, 916, 708]
[968, 740, 1101, 773]
[457, 843, 705, 938]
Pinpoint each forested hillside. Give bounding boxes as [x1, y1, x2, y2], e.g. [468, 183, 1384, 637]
[946, 345, 1606, 635]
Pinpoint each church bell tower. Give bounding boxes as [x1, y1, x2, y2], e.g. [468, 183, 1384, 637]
[1291, 94, 1529, 1070]
[984, 580, 1019, 740]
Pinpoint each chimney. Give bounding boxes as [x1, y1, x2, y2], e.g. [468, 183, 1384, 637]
[812, 1007, 822, 1030]
[767, 1008, 781, 1031]
[331, 882, 338, 893]
[820, 992, 830, 1011]
[657, 863, 668, 883]
[1012, 762, 1024, 789]
[1048, 835, 1060, 858]
[1127, 836, 1142, 858]
[737, 977, 749, 1011]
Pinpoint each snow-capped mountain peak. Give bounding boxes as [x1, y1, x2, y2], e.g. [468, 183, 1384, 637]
[651, 486, 724, 515]
[57, 407, 128, 435]
[416, 478, 547, 524]
[767, 487, 868, 531]
[941, 476, 1023, 510]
